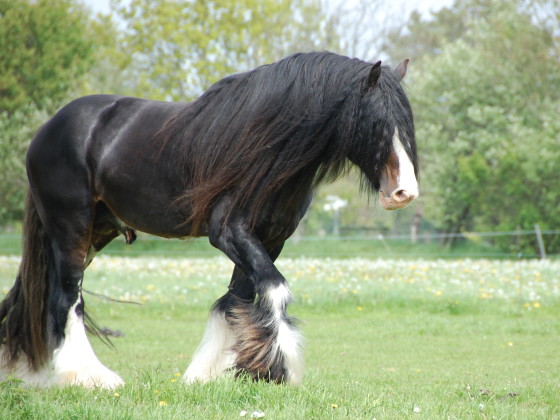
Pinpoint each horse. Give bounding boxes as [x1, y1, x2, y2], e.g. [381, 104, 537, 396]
[0, 52, 418, 389]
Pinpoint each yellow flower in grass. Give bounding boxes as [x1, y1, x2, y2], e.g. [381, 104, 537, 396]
[159, 401, 168, 406]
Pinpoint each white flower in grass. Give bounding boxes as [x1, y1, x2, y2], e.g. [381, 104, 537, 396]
[240, 410, 265, 418]
[413, 405, 421, 413]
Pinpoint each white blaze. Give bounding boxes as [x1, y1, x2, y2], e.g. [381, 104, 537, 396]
[393, 129, 419, 198]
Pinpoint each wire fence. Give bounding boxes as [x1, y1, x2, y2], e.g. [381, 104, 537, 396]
[1, 228, 558, 259]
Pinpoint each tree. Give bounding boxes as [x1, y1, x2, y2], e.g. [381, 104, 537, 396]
[0, 105, 49, 224]
[327, 0, 402, 60]
[110, 0, 336, 100]
[0, 0, 102, 224]
[383, 0, 498, 63]
[0, 0, 97, 114]
[406, 1, 560, 253]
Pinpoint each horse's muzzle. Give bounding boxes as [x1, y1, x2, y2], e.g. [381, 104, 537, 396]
[379, 187, 418, 210]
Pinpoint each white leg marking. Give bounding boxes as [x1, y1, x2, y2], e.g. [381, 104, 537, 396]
[182, 309, 237, 384]
[266, 284, 304, 385]
[52, 299, 124, 389]
[393, 129, 419, 198]
[265, 284, 292, 318]
[276, 320, 304, 385]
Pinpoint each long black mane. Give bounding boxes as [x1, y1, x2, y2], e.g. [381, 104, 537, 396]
[159, 51, 417, 233]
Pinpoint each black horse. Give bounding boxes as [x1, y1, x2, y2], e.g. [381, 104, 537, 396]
[0, 52, 418, 388]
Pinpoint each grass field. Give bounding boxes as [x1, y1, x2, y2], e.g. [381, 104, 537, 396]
[1, 231, 543, 259]
[1, 255, 559, 419]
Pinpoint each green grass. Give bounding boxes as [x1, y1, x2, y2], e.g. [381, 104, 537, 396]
[0, 231, 525, 259]
[1, 256, 559, 419]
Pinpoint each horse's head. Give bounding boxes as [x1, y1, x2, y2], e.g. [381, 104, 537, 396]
[377, 59, 418, 210]
[378, 126, 419, 210]
[349, 59, 419, 210]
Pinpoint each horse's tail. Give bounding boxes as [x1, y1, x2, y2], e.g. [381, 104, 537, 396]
[0, 191, 51, 370]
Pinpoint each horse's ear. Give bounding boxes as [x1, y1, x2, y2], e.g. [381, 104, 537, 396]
[368, 61, 382, 88]
[394, 58, 409, 82]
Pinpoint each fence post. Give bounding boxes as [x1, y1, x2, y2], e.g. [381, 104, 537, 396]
[410, 208, 422, 244]
[534, 224, 546, 259]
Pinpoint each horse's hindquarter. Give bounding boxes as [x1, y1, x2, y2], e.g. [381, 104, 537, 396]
[85, 96, 191, 237]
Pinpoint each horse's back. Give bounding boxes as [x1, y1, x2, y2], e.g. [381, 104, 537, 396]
[27, 94, 186, 182]
[30, 94, 176, 148]
[25, 95, 126, 211]
[27, 95, 131, 173]
[25, 95, 190, 236]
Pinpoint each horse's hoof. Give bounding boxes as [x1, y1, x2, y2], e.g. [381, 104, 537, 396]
[54, 366, 124, 389]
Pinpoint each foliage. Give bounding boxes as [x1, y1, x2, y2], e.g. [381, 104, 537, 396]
[383, 0, 498, 63]
[0, 0, 96, 114]
[388, 0, 560, 253]
[0, 0, 106, 224]
[110, 0, 334, 100]
[0, 105, 49, 223]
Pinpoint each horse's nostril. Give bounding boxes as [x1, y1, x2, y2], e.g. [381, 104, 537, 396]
[392, 189, 409, 202]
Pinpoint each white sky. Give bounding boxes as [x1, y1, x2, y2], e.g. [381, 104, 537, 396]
[83, 0, 454, 60]
[85, 0, 454, 19]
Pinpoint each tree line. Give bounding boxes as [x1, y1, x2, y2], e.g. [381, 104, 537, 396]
[0, 0, 558, 254]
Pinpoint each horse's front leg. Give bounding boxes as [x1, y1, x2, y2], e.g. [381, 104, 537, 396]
[193, 208, 303, 384]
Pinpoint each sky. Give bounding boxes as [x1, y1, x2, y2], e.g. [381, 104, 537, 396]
[85, 0, 454, 19]
[83, 0, 455, 59]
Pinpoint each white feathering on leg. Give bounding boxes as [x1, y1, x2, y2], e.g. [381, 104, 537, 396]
[276, 320, 304, 385]
[52, 299, 124, 389]
[183, 309, 237, 384]
[265, 284, 304, 385]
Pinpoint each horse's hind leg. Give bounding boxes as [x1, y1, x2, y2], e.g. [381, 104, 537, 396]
[0, 189, 123, 388]
[42, 199, 124, 389]
[200, 208, 304, 384]
[11, 143, 123, 388]
[183, 266, 255, 383]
